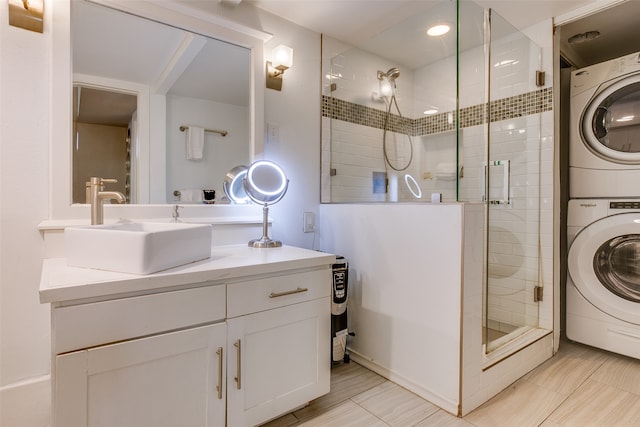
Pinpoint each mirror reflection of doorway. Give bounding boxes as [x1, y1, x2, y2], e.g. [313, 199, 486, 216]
[72, 85, 137, 203]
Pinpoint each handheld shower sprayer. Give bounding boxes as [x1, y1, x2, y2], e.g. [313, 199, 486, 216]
[377, 67, 401, 88]
[386, 67, 400, 85]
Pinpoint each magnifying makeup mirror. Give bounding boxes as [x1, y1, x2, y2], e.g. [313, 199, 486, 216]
[243, 160, 289, 248]
[223, 165, 250, 204]
[404, 173, 422, 199]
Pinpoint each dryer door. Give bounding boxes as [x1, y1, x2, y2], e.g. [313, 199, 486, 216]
[568, 213, 640, 325]
[581, 73, 640, 164]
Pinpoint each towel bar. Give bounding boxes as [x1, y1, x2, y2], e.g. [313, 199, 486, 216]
[179, 125, 228, 137]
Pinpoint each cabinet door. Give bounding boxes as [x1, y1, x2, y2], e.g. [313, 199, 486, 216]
[55, 323, 226, 427]
[227, 297, 330, 426]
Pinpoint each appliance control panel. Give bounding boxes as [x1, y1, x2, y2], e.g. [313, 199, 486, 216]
[610, 201, 640, 210]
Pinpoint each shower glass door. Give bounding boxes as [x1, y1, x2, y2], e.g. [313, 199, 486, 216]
[484, 9, 543, 352]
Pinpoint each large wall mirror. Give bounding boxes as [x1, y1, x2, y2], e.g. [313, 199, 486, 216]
[51, 0, 269, 218]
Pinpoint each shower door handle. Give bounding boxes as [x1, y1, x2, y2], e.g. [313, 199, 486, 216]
[482, 160, 511, 205]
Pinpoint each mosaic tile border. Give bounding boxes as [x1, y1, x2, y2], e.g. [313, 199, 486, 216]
[322, 87, 553, 136]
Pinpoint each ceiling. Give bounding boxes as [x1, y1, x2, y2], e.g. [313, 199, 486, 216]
[73, 4, 249, 105]
[247, 0, 640, 70]
[73, 87, 137, 126]
[247, 0, 592, 44]
[73, 1, 250, 126]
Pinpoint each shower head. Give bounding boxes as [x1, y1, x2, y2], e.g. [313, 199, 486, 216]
[377, 67, 401, 82]
[386, 67, 400, 81]
[377, 66, 401, 96]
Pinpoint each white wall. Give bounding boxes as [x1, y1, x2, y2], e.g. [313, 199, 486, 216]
[254, 14, 322, 250]
[165, 95, 250, 202]
[0, 0, 52, 386]
[0, 0, 53, 424]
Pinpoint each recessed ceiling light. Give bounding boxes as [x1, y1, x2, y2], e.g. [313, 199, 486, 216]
[423, 109, 438, 115]
[427, 24, 450, 37]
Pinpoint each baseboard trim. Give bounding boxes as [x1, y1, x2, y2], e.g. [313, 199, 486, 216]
[1, 375, 51, 427]
[347, 349, 459, 416]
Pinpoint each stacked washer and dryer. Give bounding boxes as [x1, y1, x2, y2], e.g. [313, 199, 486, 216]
[567, 51, 640, 359]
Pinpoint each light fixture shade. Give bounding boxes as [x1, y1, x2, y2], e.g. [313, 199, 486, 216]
[9, 0, 44, 32]
[272, 44, 293, 70]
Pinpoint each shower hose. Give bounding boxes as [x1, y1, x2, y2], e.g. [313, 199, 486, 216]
[383, 94, 413, 171]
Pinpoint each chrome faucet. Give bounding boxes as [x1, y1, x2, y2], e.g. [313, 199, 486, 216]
[87, 177, 126, 225]
[172, 205, 182, 222]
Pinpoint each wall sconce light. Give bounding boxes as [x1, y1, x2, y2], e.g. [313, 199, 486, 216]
[8, 0, 44, 33]
[266, 44, 293, 91]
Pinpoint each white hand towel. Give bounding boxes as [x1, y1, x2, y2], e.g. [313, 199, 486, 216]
[178, 189, 203, 203]
[186, 126, 205, 160]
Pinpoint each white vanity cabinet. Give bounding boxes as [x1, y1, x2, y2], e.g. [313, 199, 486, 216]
[56, 322, 227, 427]
[40, 245, 334, 427]
[226, 270, 331, 426]
[52, 284, 228, 427]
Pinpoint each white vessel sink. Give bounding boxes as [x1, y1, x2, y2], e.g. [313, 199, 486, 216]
[65, 222, 212, 274]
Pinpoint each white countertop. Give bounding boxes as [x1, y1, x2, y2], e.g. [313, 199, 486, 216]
[40, 245, 335, 304]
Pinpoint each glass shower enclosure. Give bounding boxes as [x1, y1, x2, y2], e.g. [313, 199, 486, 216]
[321, 0, 550, 357]
[482, 9, 548, 354]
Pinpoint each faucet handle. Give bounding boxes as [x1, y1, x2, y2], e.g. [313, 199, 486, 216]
[89, 177, 118, 187]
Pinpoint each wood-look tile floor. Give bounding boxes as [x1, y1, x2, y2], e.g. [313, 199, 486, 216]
[261, 339, 640, 427]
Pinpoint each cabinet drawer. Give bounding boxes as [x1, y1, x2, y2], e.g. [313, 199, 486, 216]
[53, 284, 225, 354]
[227, 268, 330, 318]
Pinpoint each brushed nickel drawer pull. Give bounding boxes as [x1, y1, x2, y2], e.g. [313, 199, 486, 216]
[269, 287, 309, 298]
[234, 339, 241, 390]
[215, 347, 223, 399]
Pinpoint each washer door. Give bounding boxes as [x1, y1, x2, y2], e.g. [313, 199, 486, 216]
[568, 213, 640, 325]
[581, 73, 640, 164]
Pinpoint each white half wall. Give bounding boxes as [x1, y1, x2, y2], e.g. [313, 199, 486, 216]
[319, 202, 555, 416]
[319, 203, 464, 413]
